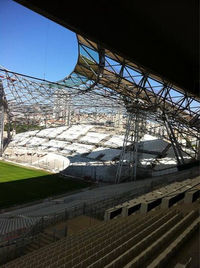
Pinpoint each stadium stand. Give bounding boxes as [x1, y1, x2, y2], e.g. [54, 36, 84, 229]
[140, 136, 168, 153]
[79, 132, 110, 144]
[0, 216, 41, 242]
[36, 128, 56, 138]
[4, 124, 192, 181]
[1, 202, 199, 267]
[101, 148, 122, 161]
[1, 174, 199, 244]
[87, 147, 121, 161]
[44, 126, 69, 139]
[104, 176, 200, 220]
[2, 124, 199, 262]
[56, 125, 93, 142]
[62, 143, 94, 155]
[43, 140, 69, 150]
[184, 185, 200, 204]
[104, 135, 126, 148]
[139, 153, 157, 166]
[26, 137, 48, 148]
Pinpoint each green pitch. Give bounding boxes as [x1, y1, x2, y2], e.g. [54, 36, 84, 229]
[0, 161, 91, 209]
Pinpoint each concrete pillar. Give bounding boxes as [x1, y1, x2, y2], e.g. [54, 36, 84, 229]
[161, 192, 185, 209]
[140, 202, 148, 213]
[184, 189, 200, 204]
[161, 197, 172, 209]
[104, 205, 123, 221]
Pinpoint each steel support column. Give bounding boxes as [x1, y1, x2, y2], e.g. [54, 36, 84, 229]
[115, 108, 144, 183]
[163, 113, 185, 166]
[115, 113, 132, 184]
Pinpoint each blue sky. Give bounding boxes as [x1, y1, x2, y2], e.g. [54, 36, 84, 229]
[0, 0, 78, 81]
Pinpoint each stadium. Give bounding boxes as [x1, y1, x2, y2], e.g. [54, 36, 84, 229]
[0, 1, 199, 267]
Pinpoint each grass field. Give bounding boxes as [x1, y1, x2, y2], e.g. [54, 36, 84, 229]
[0, 161, 91, 209]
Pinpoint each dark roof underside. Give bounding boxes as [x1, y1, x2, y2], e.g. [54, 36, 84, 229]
[15, 0, 199, 97]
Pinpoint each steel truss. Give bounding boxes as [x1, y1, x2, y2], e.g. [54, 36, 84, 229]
[0, 67, 125, 126]
[0, 80, 12, 156]
[0, 34, 199, 178]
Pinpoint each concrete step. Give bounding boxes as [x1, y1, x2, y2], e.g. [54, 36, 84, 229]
[24, 232, 56, 254]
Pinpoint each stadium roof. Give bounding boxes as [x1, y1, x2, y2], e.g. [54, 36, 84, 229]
[15, 0, 199, 98]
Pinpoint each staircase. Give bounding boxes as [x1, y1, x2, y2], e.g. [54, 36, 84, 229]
[24, 231, 58, 254]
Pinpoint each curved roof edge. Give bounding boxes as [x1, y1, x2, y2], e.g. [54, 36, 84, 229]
[15, 0, 199, 97]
